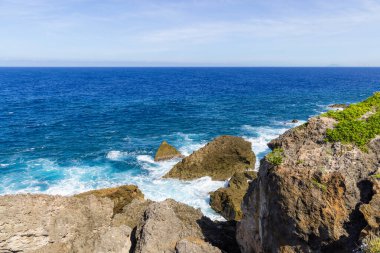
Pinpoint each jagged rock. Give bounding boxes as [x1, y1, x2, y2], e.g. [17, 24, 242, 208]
[175, 238, 222, 253]
[154, 141, 183, 161]
[359, 171, 380, 241]
[291, 119, 299, 123]
[237, 116, 380, 253]
[133, 199, 240, 253]
[210, 171, 257, 221]
[164, 136, 255, 180]
[0, 194, 131, 253]
[75, 184, 144, 214]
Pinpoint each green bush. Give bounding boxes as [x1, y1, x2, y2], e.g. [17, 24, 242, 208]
[372, 174, 380, 179]
[324, 92, 380, 150]
[363, 236, 380, 253]
[266, 148, 283, 166]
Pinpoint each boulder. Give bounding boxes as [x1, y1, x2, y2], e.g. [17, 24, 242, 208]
[164, 136, 255, 180]
[133, 199, 240, 253]
[75, 184, 144, 214]
[210, 171, 257, 221]
[237, 116, 380, 253]
[291, 119, 298, 123]
[154, 141, 183, 161]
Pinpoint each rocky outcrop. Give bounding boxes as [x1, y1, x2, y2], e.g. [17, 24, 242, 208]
[210, 171, 257, 221]
[237, 116, 380, 253]
[359, 170, 380, 242]
[154, 141, 183, 161]
[75, 184, 144, 214]
[164, 136, 255, 180]
[133, 199, 239, 253]
[0, 189, 240, 253]
[0, 194, 132, 253]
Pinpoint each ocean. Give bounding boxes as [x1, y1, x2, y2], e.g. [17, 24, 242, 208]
[0, 67, 379, 219]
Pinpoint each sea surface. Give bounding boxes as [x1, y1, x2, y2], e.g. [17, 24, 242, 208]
[1, 67, 379, 219]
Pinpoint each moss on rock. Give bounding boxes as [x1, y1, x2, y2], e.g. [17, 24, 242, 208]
[75, 185, 144, 214]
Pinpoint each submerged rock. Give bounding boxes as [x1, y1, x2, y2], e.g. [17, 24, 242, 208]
[75, 184, 144, 214]
[210, 171, 257, 221]
[237, 115, 380, 253]
[291, 119, 299, 123]
[154, 141, 183, 161]
[164, 135, 255, 180]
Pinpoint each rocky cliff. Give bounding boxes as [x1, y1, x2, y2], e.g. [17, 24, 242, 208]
[237, 102, 380, 253]
[0, 185, 239, 253]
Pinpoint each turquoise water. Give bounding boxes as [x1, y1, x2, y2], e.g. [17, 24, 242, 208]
[1, 67, 379, 218]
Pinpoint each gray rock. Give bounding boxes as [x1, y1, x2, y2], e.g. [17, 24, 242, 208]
[175, 238, 222, 253]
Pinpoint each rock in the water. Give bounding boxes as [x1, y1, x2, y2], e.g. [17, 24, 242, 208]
[328, 103, 349, 108]
[237, 116, 380, 253]
[164, 135, 255, 180]
[210, 171, 257, 221]
[154, 141, 183, 161]
[0, 194, 132, 253]
[291, 119, 298, 123]
[75, 184, 144, 214]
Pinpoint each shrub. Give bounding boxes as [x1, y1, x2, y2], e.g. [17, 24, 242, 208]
[372, 174, 380, 179]
[266, 148, 284, 166]
[324, 92, 380, 150]
[363, 236, 380, 253]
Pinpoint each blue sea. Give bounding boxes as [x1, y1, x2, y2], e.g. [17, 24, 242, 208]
[1, 67, 379, 219]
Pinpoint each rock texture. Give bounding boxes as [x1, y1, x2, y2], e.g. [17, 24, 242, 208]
[75, 184, 144, 214]
[164, 136, 255, 180]
[359, 170, 380, 242]
[210, 171, 257, 221]
[0, 194, 132, 253]
[154, 141, 184, 161]
[237, 117, 380, 253]
[0, 190, 240, 253]
[133, 199, 239, 253]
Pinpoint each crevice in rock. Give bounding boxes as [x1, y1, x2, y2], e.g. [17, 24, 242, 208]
[358, 179, 374, 204]
[129, 226, 138, 253]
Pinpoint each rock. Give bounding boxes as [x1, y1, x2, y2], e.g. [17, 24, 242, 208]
[94, 225, 132, 253]
[210, 171, 257, 221]
[133, 199, 240, 253]
[237, 116, 380, 253]
[359, 170, 380, 241]
[154, 141, 183, 161]
[328, 103, 349, 108]
[291, 119, 298, 123]
[164, 136, 255, 180]
[0, 194, 132, 253]
[175, 238, 222, 253]
[75, 184, 144, 214]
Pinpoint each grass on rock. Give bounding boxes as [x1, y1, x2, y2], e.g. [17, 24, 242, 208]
[266, 148, 284, 166]
[324, 92, 380, 150]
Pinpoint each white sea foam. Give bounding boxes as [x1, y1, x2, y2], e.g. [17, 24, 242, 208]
[0, 125, 304, 220]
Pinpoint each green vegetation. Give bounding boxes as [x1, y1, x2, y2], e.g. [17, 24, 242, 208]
[363, 236, 380, 253]
[266, 148, 284, 166]
[324, 92, 380, 150]
[311, 178, 327, 192]
[372, 174, 380, 179]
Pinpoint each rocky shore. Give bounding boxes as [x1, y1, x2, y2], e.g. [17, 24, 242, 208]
[1, 93, 379, 253]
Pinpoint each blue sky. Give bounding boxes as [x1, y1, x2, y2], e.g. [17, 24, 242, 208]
[0, 0, 379, 66]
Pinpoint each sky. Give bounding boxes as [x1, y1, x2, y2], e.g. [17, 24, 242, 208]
[0, 0, 379, 66]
